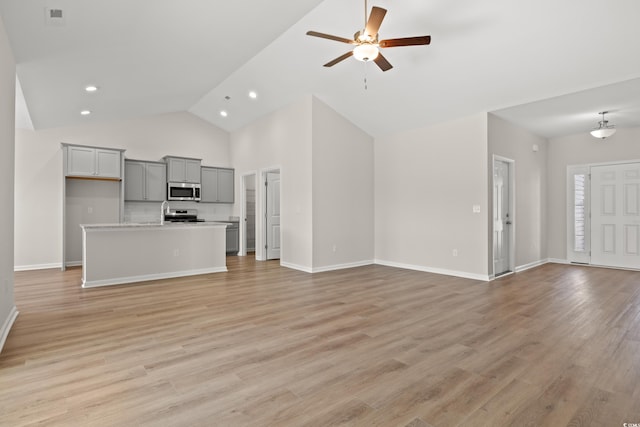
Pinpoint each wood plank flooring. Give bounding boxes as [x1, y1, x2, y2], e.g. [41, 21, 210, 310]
[1, 258, 640, 426]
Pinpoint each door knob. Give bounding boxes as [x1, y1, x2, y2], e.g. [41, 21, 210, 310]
[506, 221, 512, 225]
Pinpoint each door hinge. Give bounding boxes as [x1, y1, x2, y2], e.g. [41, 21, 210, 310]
[265, 244, 268, 250]
[265, 181, 268, 187]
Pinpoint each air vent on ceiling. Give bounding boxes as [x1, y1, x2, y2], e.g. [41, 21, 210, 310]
[45, 7, 66, 26]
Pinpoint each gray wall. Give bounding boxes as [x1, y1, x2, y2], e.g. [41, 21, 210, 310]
[230, 96, 314, 269]
[312, 97, 374, 270]
[546, 127, 640, 260]
[374, 113, 489, 280]
[0, 15, 16, 353]
[488, 114, 548, 273]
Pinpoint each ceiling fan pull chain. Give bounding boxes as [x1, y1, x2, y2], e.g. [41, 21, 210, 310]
[364, 61, 368, 90]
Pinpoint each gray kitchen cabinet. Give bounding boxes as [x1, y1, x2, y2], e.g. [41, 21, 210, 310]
[124, 160, 166, 201]
[226, 222, 239, 254]
[164, 156, 201, 183]
[65, 144, 122, 178]
[201, 166, 234, 203]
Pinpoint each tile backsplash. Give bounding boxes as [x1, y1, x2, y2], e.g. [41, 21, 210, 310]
[124, 201, 234, 223]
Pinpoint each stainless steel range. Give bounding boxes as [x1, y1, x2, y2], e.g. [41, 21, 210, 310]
[163, 208, 204, 223]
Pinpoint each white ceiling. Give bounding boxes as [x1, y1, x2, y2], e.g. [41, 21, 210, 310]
[3, 0, 640, 138]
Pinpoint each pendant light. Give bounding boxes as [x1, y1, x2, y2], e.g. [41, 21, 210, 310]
[590, 111, 616, 139]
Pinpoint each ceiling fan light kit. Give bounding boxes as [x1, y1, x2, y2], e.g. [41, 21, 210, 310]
[590, 111, 616, 139]
[306, 0, 431, 72]
[353, 43, 379, 61]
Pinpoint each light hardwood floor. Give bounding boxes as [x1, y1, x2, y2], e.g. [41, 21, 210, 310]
[1, 258, 640, 426]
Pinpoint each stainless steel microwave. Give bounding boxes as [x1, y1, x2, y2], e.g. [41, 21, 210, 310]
[167, 182, 201, 201]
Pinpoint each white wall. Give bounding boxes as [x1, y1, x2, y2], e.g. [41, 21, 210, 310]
[546, 127, 640, 260]
[311, 97, 374, 270]
[488, 114, 548, 272]
[15, 112, 230, 270]
[0, 15, 17, 353]
[375, 113, 489, 280]
[230, 96, 313, 270]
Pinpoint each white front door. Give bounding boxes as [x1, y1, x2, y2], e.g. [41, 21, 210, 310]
[591, 163, 640, 269]
[266, 171, 281, 260]
[493, 159, 512, 276]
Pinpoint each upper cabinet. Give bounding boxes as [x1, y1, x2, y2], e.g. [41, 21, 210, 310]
[124, 160, 167, 202]
[201, 167, 234, 203]
[164, 156, 201, 183]
[64, 144, 124, 179]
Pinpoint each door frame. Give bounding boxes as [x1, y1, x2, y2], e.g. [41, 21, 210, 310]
[258, 166, 281, 262]
[567, 159, 640, 268]
[492, 155, 516, 278]
[239, 171, 257, 257]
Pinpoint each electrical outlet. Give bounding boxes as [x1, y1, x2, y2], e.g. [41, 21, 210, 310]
[332, 244, 337, 253]
[452, 249, 458, 257]
[173, 249, 179, 257]
[87, 206, 93, 214]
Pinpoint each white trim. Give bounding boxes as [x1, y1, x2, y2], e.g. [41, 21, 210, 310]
[14, 262, 63, 272]
[65, 261, 82, 268]
[374, 259, 490, 281]
[280, 261, 311, 273]
[492, 155, 516, 276]
[0, 305, 19, 354]
[514, 259, 548, 273]
[81, 267, 228, 288]
[548, 258, 569, 264]
[311, 260, 374, 273]
[259, 165, 281, 262]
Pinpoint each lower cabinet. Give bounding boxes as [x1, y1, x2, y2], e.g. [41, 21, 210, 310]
[226, 222, 239, 254]
[201, 167, 234, 203]
[125, 160, 167, 201]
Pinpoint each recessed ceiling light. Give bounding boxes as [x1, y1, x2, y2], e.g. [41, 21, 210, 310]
[80, 110, 91, 116]
[220, 111, 228, 117]
[85, 85, 98, 92]
[248, 91, 257, 99]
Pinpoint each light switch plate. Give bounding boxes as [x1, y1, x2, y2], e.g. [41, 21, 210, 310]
[472, 205, 481, 213]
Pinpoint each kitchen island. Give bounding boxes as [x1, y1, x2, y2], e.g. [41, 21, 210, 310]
[80, 222, 227, 288]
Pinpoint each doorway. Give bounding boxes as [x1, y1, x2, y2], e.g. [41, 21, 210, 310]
[493, 156, 515, 277]
[567, 161, 640, 269]
[241, 173, 257, 257]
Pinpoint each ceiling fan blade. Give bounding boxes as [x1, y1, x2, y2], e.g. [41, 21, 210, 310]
[364, 6, 387, 37]
[379, 36, 431, 48]
[373, 52, 393, 72]
[306, 31, 356, 45]
[324, 51, 354, 67]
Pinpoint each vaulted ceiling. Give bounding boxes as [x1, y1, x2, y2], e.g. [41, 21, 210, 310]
[2, 0, 640, 138]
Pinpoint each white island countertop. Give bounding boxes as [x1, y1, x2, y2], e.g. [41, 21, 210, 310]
[82, 222, 229, 229]
[80, 222, 228, 288]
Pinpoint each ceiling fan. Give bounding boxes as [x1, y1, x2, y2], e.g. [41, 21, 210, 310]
[306, 0, 431, 72]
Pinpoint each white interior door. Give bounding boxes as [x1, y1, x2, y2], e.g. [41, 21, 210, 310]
[493, 159, 512, 276]
[591, 163, 640, 269]
[266, 171, 281, 260]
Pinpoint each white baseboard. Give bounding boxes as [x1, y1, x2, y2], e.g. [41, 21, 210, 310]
[515, 259, 550, 273]
[0, 305, 19, 354]
[82, 267, 228, 288]
[280, 261, 312, 273]
[374, 259, 490, 282]
[14, 262, 62, 272]
[548, 258, 569, 264]
[311, 260, 374, 273]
